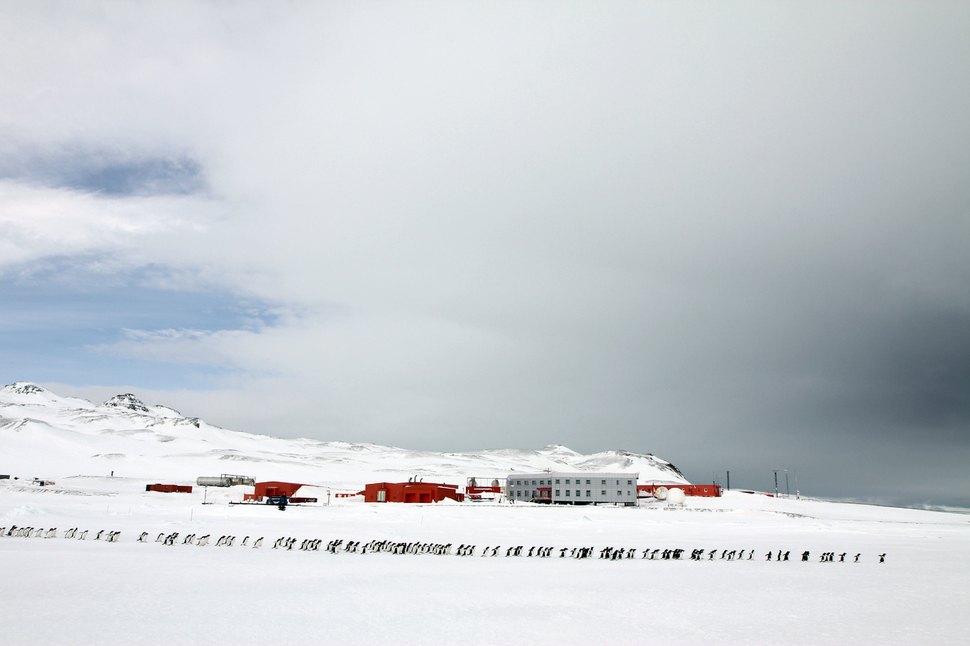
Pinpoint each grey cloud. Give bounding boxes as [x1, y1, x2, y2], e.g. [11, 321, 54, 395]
[818, 308, 970, 433]
[3, 3, 969, 509]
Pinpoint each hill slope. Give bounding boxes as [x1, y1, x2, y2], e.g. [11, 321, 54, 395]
[0, 382, 688, 490]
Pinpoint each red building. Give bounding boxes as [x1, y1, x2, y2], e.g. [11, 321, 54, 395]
[244, 481, 317, 503]
[638, 483, 722, 498]
[363, 481, 464, 503]
[146, 483, 192, 493]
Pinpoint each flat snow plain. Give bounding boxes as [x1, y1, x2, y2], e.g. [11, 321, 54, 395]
[2, 479, 968, 646]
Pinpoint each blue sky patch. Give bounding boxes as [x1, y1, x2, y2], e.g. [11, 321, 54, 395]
[0, 261, 278, 389]
[0, 146, 205, 196]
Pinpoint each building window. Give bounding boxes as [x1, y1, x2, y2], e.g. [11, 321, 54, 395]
[565, 479, 570, 484]
[565, 490, 570, 497]
[516, 490, 521, 497]
[627, 480, 632, 485]
[575, 490, 581, 497]
[532, 480, 536, 485]
[617, 491, 622, 497]
[627, 490, 631, 496]
[539, 480, 544, 485]
[555, 490, 560, 496]
[601, 490, 607, 496]
[555, 479, 560, 485]
[586, 480, 591, 485]
[586, 490, 591, 497]
[616, 480, 620, 485]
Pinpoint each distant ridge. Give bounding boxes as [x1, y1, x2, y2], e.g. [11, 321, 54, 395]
[0, 382, 690, 490]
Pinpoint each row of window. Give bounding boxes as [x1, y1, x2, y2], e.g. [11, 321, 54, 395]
[514, 490, 633, 498]
[512, 479, 634, 486]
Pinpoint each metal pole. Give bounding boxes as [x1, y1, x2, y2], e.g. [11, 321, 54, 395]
[727, 471, 730, 491]
[785, 470, 789, 498]
[772, 470, 779, 497]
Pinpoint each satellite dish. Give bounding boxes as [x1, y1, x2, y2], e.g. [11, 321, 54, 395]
[468, 477, 477, 487]
[491, 479, 500, 487]
[654, 486, 668, 500]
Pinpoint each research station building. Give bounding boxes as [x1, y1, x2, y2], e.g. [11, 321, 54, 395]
[506, 472, 639, 506]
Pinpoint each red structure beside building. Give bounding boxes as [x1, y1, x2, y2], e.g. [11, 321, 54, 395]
[146, 483, 192, 493]
[637, 483, 722, 497]
[466, 485, 502, 500]
[363, 481, 464, 503]
[465, 477, 503, 500]
[244, 481, 317, 502]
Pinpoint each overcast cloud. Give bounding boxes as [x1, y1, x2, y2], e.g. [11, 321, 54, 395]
[2, 2, 969, 507]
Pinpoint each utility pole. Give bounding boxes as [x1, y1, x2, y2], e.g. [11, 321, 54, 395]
[772, 470, 779, 497]
[785, 470, 790, 498]
[726, 471, 730, 491]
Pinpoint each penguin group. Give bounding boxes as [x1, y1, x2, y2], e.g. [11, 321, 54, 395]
[0, 526, 121, 541]
[0, 525, 887, 563]
[1, 526, 59, 538]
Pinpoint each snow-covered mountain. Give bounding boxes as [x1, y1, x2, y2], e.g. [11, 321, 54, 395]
[0, 382, 688, 490]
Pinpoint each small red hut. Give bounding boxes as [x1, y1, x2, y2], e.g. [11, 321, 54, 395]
[146, 483, 192, 493]
[244, 481, 317, 503]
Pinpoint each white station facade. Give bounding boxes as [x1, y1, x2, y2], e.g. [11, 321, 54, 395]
[506, 472, 639, 506]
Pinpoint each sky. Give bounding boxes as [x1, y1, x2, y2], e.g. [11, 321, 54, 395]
[1, 2, 969, 509]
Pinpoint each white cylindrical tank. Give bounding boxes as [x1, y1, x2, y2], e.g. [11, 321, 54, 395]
[667, 488, 686, 505]
[654, 486, 668, 500]
[196, 476, 230, 487]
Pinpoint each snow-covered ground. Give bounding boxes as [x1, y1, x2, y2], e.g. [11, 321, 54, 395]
[2, 383, 969, 645]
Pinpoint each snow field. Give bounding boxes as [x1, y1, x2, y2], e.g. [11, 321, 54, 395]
[2, 387, 968, 644]
[2, 484, 969, 645]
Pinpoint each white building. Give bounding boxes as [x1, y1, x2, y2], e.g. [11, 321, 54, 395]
[506, 472, 638, 506]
